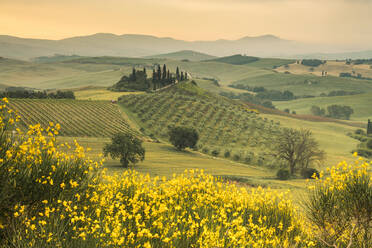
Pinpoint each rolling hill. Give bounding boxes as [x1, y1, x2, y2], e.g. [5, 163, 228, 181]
[10, 99, 137, 137]
[120, 81, 283, 167]
[144, 50, 216, 61]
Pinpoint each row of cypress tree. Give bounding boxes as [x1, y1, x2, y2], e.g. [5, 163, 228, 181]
[151, 64, 188, 90]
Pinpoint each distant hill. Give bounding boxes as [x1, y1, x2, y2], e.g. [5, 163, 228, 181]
[32, 54, 85, 63]
[0, 33, 322, 60]
[206, 54, 259, 65]
[296, 50, 372, 60]
[145, 50, 216, 61]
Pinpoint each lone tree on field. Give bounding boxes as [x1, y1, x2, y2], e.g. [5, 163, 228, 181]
[168, 126, 199, 151]
[103, 132, 145, 167]
[274, 128, 325, 175]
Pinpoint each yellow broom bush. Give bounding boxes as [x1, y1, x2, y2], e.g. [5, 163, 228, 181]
[0, 98, 370, 248]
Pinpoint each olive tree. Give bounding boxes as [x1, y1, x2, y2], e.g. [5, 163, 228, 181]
[103, 132, 145, 167]
[274, 128, 325, 175]
[168, 126, 199, 151]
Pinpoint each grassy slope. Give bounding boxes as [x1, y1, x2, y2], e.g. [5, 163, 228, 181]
[0, 61, 128, 89]
[247, 58, 295, 69]
[274, 93, 372, 121]
[232, 72, 372, 95]
[59, 136, 309, 195]
[74, 87, 144, 100]
[261, 113, 358, 167]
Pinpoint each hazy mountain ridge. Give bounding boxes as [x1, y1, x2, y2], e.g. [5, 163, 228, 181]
[1, 33, 371, 60]
[0, 33, 312, 60]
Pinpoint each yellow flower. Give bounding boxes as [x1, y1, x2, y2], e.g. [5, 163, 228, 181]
[60, 182, 66, 189]
[69, 180, 78, 188]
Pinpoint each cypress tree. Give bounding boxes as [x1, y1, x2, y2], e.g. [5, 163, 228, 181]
[180, 71, 184, 81]
[152, 69, 156, 82]
[176, 67, 180, 81]
[162, 64, 167, 80]
[132, 67, 136, 81]
[157, 65, 161, 84]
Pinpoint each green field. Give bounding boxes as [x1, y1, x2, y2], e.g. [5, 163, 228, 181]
[10, 99, 138, 137]
[274, 93, 372, 121]
[276, 60, 372, 78]
[58, 136, 311, 197]
[74, 87, 143, 100]
[231, 72, 372, 96]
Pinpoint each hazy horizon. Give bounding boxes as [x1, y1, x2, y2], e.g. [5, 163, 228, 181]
[2, 0, 372, 50]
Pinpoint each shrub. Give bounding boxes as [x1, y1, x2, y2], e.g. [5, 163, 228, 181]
[244, 154, 253, 163]
[0, 98, 102, 247]
[304, 157, 372, 247]
[202, 147, 209, 154]
[211, 149, 220, 157]
[232, 153, 241, 161]
[277, 169, 290, 180]
[301, 168, 319, 179]
[355, 129, 366, 135]
[224, 150, 231, 158]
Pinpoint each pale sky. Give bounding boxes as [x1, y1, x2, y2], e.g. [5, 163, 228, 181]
[1, 0, 372, 48]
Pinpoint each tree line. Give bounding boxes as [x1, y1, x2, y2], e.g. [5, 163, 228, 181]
[310, 105, 354, 120]
[229, 84, 296, 101]
[0, 89, 75, 99]
[301, 59, 325, 67]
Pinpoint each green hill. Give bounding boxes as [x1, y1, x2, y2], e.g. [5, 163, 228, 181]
[120, 81, 283, 166]
[145, 50, 216, 61]
[10, 99, 137, 137]
[206, 54, 259, 65]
